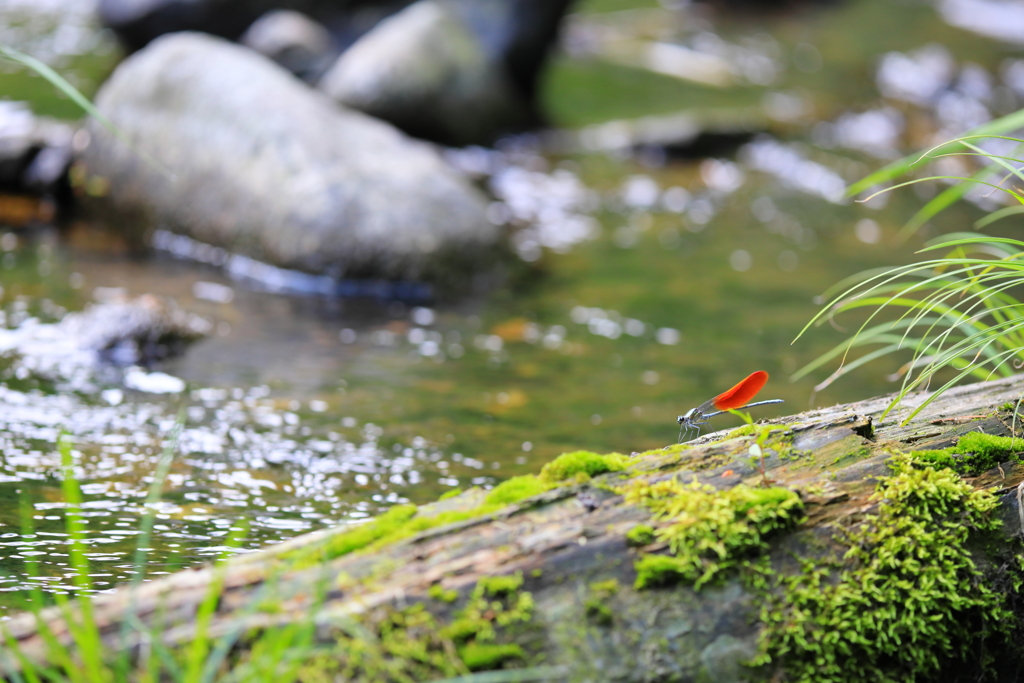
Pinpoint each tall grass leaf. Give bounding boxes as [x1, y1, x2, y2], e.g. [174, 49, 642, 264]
[0, 44, 174, 181]
[847, 108, 1024, 195]
[975, 205, 1024, 229]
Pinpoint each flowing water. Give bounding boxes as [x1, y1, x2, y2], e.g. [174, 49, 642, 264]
[0, 0, 1021, 612]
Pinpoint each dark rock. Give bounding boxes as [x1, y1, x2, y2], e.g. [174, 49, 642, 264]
[71, 293, 210, 366]
[97, 0, 416, 53]
[0, 102, 75, 195]
[576, 489, 601, 512]
[98, 0, 283, 52]
[78, 32, 497, 285]
[24, 145, 74, 194]
[318, 0, 527, 145]
[240, 9, 337, 81]
[318, 0, 573, 145]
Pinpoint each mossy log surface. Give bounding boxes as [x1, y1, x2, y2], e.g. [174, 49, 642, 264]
[10, 375, 1024, 682]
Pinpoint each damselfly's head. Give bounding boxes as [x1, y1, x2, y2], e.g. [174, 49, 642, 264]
[677, 408, 699, 426]
[677, 409, 703, 443]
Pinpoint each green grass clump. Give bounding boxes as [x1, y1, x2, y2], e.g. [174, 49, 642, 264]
[622, 478, 803, 589]
[910, 431, 1024, 475]
[755, 457, 1009, 683]
[538, 450, 628, 482]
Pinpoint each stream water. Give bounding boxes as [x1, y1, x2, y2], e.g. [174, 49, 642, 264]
[1, 0, 1022, 613]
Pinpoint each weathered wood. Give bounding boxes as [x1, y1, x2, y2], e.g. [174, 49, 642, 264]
[8, 375, 1024, 681]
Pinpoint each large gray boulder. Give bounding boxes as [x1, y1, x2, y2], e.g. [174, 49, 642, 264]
[318, 0, 534, 145]
[77, 32, 497, 284]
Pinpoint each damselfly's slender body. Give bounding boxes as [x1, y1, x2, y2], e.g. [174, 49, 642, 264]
[677, 371, 783, 442]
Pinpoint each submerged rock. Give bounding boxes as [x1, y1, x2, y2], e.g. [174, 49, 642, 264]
[78, 32, 497, 285]
[0, 294, 208, 391]
[319, 0, 529, 145]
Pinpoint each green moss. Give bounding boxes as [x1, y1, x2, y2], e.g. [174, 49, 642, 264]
[538, 450, 628, 482]
[956, 431, 1024, 461]
[297, 603, 462, 682]
[284, 449, 630, 568]
[584, 598, 614, 626]
[477, 574, 524, 598]
[589, 579, 619, 595]
[910, 448, 958, 470]
[728, 424, 788, 441]
[622, 478, 803, 589]
[635, 443, 692, 458]
[910, 431, 1024, 476]
[584, 579, 619, 626]
[755, 456, 1011, 683]
[319, 505, 416, 558]
[625, 524, 655, 547]
[438, 488, 464, 501]
[297, 574, 535, 682]
[484, 476, 552, 507]
[632, 555, 696, 589]
[458, 643, 525, 671]
[427, 584, 458, 603]
[441, 572, 534, 645]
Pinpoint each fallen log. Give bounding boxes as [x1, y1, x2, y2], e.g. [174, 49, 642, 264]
[8, 375, 1024, 682]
